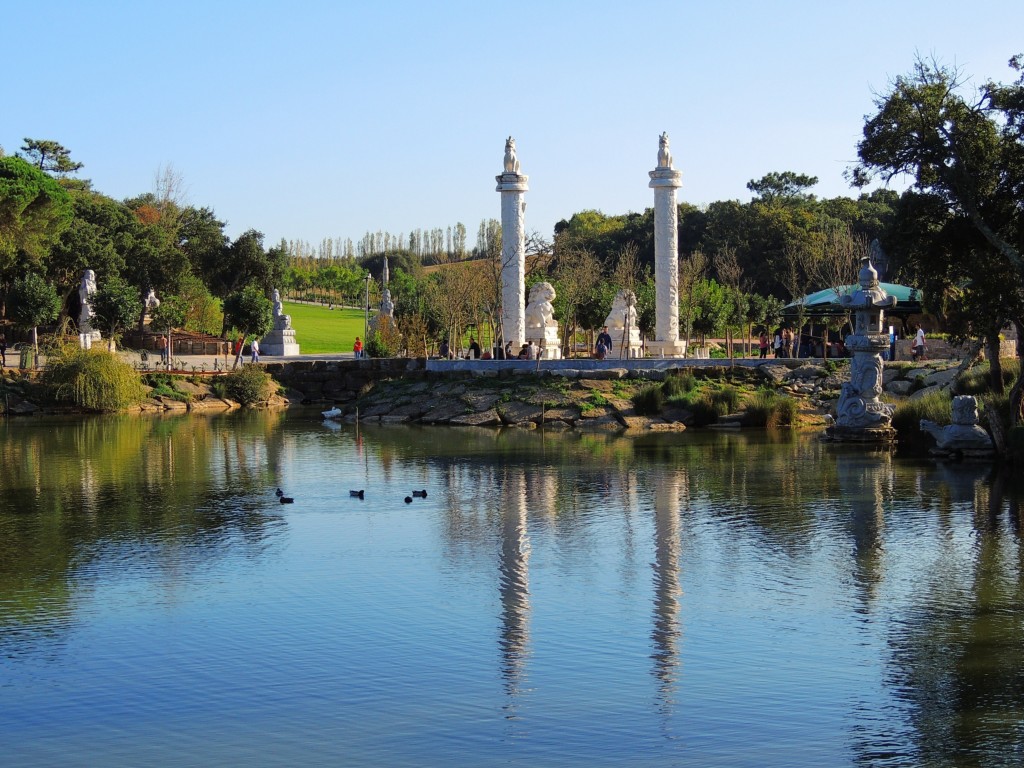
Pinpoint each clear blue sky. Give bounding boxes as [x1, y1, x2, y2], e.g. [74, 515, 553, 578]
[4, 1, 1021, 248]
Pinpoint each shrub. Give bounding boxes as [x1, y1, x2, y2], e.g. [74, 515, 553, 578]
[662, 371, 696, 397]
[709, 385, 741, 415]
[221, 364, 274, 406]
[955, 359, 1021, 395]
[743, 389, 797, 428]
[632, 384, 664, 415]
[891, 390, 952, 446]
[142, 373, 191, 402]
[43, 347, 147, 411]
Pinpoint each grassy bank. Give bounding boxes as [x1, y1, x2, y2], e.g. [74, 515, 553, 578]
[282, 302, 366, 354]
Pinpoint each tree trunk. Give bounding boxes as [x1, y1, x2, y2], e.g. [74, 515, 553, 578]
[986, 332, 1004, 394]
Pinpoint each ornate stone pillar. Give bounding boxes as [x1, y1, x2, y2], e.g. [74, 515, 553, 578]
[496, 137, 528, 352]
[826, 258, 896, 443]
[647, 133, 686, 357]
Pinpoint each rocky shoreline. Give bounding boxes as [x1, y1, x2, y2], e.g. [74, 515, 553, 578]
[1, 359, 963, 426]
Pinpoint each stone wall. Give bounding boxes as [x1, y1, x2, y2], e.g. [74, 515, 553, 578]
[894, 337, 1017, 361]
[262, 358, 427, 403]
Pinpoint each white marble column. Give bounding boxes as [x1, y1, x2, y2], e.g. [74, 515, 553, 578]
[647, 134, 687, 358]
[496, 137, 528, 352]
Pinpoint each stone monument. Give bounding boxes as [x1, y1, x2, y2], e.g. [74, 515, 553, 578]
[524, 281, 561, 359]
[826, 257, 896, 442]
[260, 289, 301, 356]
[647, 133, 686, 357]
[920, 395, 995, 457]
[496, 137, 528, 353]
[78, 268, 102, 349]
[604, 288, 642, 358]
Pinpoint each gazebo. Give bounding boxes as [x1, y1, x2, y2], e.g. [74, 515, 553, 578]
[783, 283, 923, 318]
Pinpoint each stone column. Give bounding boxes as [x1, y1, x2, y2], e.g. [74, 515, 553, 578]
[647, 133, 686, 357]
[496, 137, 528, 352]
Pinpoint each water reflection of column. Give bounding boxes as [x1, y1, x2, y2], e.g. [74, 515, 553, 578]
[835, 451, 888, 608]
[651, 470, 684, 707]
[498, 467, 531, 707]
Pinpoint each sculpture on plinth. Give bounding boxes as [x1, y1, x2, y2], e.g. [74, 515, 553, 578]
[524, 281, 561, 359]
[259, 288, 300, 356]
[504, 136, 520, 174]
[657, 132, 673, 169]
[78, 269, 102, 349]
[826, 257, 896, 442]
[647, 133, 686, 358]
[920, 395, 995, 457]
[604, 289, 642, 358]
[496, 137, 529, 352]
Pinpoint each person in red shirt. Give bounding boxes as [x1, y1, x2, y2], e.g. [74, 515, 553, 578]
[353, 337, 363, 359]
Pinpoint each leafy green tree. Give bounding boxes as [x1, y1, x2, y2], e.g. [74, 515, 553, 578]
[19, 138, 83, 176]
[47, 191, 132, 292]
[91, 275, 142, 347]
[0, 156, 73, 282]
[853, 54, 1024, 429]
[747, 171, 819, 203]
[222, 286, 272, 369]
[7, 272, 61, 362]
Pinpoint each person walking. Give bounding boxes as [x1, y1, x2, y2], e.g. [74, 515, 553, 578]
[353, 336, 363, 359]
[250, 338, 260, 363]
[912, 326, 926, 361]
[596, 326, 613, 358]
[758, 331, 769, 359]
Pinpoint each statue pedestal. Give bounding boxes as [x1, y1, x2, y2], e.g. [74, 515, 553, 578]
[260, 327, 300, 356]
[825, 424, 897, 444]
[609, 329, 643, 358]
[646, 339, 687, 358]
[526, 326, 561, 359]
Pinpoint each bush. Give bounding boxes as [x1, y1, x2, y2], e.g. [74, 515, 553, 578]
[743, 389, 797, 428]
[892, 390, 952, 446]
[142, 373, 191, 402]
[662, 371, 696, 398]
[955, 359, 1021, 396]
[43, 347, 147, 411]
[632, 384, 664, 415]
[709, 385, 741, 415]
[220, 364, 274, 406]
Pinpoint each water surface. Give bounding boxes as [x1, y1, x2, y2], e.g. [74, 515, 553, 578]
[1, 413, 1022, 766]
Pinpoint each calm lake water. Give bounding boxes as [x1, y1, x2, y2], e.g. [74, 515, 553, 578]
[1, 412, 1022, 767]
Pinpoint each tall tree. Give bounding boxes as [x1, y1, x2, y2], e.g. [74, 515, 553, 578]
[853, 54, 1024, 430]
[0, 156, 73, 289]
[19, 138, 83, 176]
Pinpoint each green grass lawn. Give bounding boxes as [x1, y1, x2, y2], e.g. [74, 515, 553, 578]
[283, 302, 368, 354]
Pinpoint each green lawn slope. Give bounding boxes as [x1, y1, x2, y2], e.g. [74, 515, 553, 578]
[283, 302, 368, 354]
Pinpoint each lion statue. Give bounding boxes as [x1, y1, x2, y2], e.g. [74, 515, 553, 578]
[525, 282, 556, 329]
[603, 289, 638, 331]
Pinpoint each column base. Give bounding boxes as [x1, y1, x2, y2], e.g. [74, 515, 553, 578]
[645, 340, 688, 358]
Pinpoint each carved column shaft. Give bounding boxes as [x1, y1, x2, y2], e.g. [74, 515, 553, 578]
[497, 170, 528, 350]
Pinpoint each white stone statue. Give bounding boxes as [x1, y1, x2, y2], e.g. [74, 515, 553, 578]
[920, 396, 995, 456]
[271, 288, 291, 330]
[144, 288, 160, 312]
[380, 288, 394, 317]
[78, 269, 100, 349]
[504, 136, 520, 174]
[657, 132, 673, 169]
[604, 289, 638, 331]
[525, 282, 557, 330]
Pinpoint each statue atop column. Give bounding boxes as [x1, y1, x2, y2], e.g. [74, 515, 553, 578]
[504, 137, 520, 174]
[657, 132, 673, 169]
[496, 137, 529, 353]
[827, 257, 897, 442]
